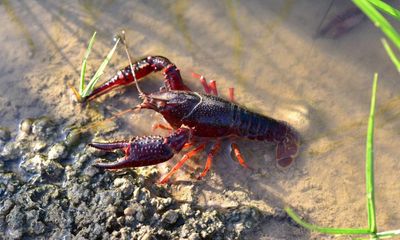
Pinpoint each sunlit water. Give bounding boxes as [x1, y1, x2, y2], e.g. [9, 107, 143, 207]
[1, 0, 400, 239]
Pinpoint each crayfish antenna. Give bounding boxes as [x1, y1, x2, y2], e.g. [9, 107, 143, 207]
[118, 30, 147, 101]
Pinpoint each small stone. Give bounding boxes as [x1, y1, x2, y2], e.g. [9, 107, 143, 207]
[19, 118, 33, 134]
[0, 199, 14, 215]
[32, 117, 55, 137]
[1, 143, 20, 160]
[21, 154, 45, 173]
[140, 232, 153, 240]
[113, 177, 128, 187]
[136, 209, 145, 222]
[32, 141, 47, 152]
[161, 210, 179, 226]
[41, 160, 64, 180]
[83, 166, 99, 177]
[20, 155, 64, 180]
[180, 203, 193, 217]
[117, 216, 125, 225]
[65, 129, 81, 147]
[0, 127, 11, 141]
[188, 233, 201, 240]
[124, 207, 135, 216]
[48, 143, 67, 160]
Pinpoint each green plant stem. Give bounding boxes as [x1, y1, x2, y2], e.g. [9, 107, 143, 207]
[381, 38, 400, 72]
[376, 229, 400, 238]
[81, 37, 120, 98]
[352, 0, 400, 52]
[366, 73, 378, 234]
[284, 207, 371, 235]
[80, 31, 97, 95]
[367, 0, 400, 21]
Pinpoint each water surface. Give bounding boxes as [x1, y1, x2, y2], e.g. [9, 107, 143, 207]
[1, 0, 400, 239]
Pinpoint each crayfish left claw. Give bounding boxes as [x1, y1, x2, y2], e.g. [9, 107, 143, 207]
[90, 140, 134, 169]
[89, 128, 191, 171]
[89, 141, 130, 152]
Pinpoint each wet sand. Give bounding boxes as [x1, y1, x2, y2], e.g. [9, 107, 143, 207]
[1, 0, 400, 239]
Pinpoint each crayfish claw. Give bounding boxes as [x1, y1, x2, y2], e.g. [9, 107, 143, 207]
[94, 158, 133, 170]
[90, 129, 192, 172]
[89, 141, 129, 151]
[90, 141, 133, 170]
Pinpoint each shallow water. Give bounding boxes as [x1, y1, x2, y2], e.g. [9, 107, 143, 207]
[1, 0, 400, 239]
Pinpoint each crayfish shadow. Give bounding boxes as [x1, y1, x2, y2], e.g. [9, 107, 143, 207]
[167, 139, 295, 211]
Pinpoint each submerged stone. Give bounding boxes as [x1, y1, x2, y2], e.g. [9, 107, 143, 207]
[32, 117, 55, 137]
[48, 143, 67, 160]
[19, 118, 33, 134]
[0, 127, 11, 141]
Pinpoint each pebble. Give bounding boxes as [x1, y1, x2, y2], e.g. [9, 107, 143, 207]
[19, 118, 33, 134]
[48, 143, 67, 160]
[0, 127, 11, 141]
[65, 129, 81, 147]
[32, 141, 47, 152]
[161, 210, 179, 226]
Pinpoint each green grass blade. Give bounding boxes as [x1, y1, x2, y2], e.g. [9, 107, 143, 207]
[368, 0, 400, 21]
[284, 207, 371, 235]
[81, 37, 120, 98]
[80, 31, 97, 95]
[381, 38, 400, 72]
[376, 229, 400, 238]
[366, 73, 378, 233]
[353, 0, 400, 52]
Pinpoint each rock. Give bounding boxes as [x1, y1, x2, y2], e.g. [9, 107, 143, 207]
[32, 117, 55, 137]
[21, 154, 45, 173]
[48, 143, 67, 160]
[21, 154, 64, 180]
[19, 118, 33, 134]
[0, 127, 11, 141]
[41, 160, 64, 180]
[1, 142, 20, 161]
[124, 207, 135, 216]
[65, 129, 81, 147]
[161, 210, 179, 226]
[32, 140, 47, 152]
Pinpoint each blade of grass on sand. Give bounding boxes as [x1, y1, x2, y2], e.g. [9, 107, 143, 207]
[368, 0, 400, 21]
[80, 31, 97, 95]
[381, 38, 400, 72]
[366, 73, 377, 233]
[352, 0, 400, 51]
[81, 37, 120, 98]
[376, 229, 400, 238]
[284, 207, 371, 235]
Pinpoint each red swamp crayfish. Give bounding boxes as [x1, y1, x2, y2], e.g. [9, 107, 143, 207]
[84, 55, 300, 183]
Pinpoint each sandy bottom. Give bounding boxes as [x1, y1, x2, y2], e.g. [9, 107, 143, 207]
[1, 0, 400, 239]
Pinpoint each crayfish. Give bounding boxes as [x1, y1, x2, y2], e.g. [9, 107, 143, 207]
[84, 41, 300, 183]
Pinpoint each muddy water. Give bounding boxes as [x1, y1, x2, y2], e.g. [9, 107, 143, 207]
[1, 0, 400, 239]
